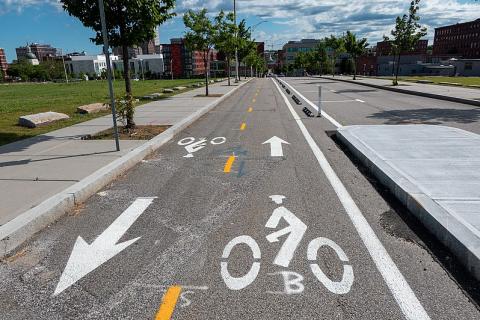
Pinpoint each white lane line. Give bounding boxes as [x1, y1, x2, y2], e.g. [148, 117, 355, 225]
[277, 78, 342, 128]
[355, 99, 365, 103]
[271, 78, 430, 320]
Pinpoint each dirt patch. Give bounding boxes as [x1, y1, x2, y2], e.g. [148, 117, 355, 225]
[83, 125, 171, 140]
[194, 94, 224, 97]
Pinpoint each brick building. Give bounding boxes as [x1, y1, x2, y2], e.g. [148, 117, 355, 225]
[376, 40, 428, 56]
[433, 19, 480, 58]
[16, 43, 57, 61]
[162, 38, 219, 78]
[0, 48, 7, 79]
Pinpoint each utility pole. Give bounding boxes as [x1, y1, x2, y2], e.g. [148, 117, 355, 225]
[170, 58, 173, 80]
[234, 0, 239, 83]
[98, 0, 120, 151]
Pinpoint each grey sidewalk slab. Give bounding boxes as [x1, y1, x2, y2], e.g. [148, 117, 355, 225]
[336, 124, 480, 280]
[321, 75, 480, 106]
[0, 80, 241, 228]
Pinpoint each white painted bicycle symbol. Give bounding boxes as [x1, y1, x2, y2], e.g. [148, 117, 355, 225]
[220, 195, 354, 295]
[178, 136, 226, 158]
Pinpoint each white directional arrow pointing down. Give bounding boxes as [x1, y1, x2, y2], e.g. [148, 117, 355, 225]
[262, 136, 290, 157]
[53, 197, 156, 296]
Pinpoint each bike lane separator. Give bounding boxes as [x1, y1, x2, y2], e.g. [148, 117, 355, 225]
[271, 78, 430, 320]
[278, 78, 343, 129]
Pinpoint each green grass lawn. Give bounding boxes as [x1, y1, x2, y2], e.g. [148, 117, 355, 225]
[399, 76, 480, 86]
[0, 79, 203, 146]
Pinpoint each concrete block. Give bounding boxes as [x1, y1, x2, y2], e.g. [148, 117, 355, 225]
[173, 86, 187, 91]
[77, 103, 108, 114]
[163, 88, 174, 93]
[416, 80, 433, 84]
[142, 93, 163, 100]
[19, 112, 70, 128]
[439, 81, 462, 86]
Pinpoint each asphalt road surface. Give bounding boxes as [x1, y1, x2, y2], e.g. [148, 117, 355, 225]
[1, 77, 479, 319]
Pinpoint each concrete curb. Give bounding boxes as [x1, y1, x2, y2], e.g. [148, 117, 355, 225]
[336, 126, 480, 281]
[0, 79, 253, 257]
[320, 76, 480, 107]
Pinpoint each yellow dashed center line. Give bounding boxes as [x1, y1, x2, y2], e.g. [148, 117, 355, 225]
[248, 107, 253, 112]
[223, 155, 236, 173]
[155, 286, 182, 320]
[240, 122, 247, 131]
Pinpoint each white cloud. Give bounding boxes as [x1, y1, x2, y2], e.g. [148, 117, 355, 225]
[0, 0, 60, 14]
[177, 0, 480, 46]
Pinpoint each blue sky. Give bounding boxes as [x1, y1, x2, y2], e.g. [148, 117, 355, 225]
[0, 0, 478, 62]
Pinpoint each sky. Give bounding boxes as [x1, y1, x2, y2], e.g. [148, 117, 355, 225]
[0, 0, 479, 62]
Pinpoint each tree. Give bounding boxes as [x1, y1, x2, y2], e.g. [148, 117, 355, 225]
[183, 9, 217, 96]
[325, 35, 345, 76]
[294, 52, 308, 76]
[61, 0, 175, 128]
[214, 10, 236, 86]
[343, 31, 368, 80]
[385, 0, 427, 85]
[237, 20, 254, 79]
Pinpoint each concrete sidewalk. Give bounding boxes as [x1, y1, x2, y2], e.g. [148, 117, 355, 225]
[0, 80, 248, 253]
[336, 124, 480, 280]
[321, 75, 480, 106]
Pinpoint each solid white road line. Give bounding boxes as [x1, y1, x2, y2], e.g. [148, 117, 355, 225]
[277, 78, 343, 128]
[271, 78, 430, 320]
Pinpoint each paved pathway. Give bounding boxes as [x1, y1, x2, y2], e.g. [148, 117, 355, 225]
[337, 124, 480, 280]
[324, 75, 480, 103]
[0, 81, 240, 226]
[1, 78, 479, 319]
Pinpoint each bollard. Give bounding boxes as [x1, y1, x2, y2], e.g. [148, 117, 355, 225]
[317, 85, 322, 117]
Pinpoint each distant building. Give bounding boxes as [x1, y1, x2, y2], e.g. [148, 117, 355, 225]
[16, 43, 57, 62]
[0, 48, 7, 79]
[139, 40, 156, 55]
[433, 19, 480, 58]
[65, 54, 118, 77]
[376, 40, 428, 56]
[450, 58, 480, 76]
[162, 38, 220, 78]
[112, 46, 142, 59]
[282, 39, 321, 65]
[114, 54, 165, 79]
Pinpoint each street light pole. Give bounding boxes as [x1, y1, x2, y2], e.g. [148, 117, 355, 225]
[234, 0, 239, 83]
[98, 0, 120, 151]
[60, 49, 69, 84]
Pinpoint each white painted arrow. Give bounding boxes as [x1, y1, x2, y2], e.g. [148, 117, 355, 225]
[53, 197, 156, 296]
[262, 136, 289, 157]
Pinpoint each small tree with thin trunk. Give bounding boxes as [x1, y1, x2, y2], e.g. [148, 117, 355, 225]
[344, 31, 368, 80]
[214, 10, 236, 86]
[61, 0, 175, 128]
[325, 35, 345, 77]
[183, 9, 217, 96]
[385, 0, 427, 85]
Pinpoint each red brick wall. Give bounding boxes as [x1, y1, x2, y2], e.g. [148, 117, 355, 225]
[433, 19, 480, 58]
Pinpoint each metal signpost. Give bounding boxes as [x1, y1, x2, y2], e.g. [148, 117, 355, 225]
[98, 0, 120, 151]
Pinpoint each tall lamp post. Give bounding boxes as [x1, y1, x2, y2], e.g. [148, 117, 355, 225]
[234, 0, 239, 83]
[98, 0, 120, 151]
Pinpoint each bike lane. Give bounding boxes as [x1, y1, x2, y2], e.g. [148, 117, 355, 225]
[1, 78, 422, 319]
